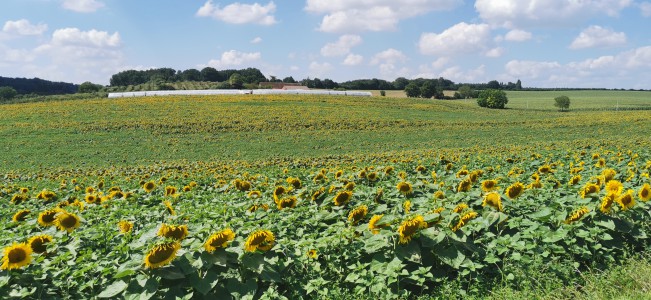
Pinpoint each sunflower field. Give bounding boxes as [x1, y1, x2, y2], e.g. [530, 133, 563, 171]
[1, 93, 651, 299]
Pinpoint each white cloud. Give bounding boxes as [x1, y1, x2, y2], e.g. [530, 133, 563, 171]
[49, 28, 120, 47]
[504, 29, 531, 41]
[475, 0, 632, 28]
[308, 61, 333, 77]
[370, 48, 407, 65]
[0, 45, 35, 63]
[418, 22, 491, 56]
[62, 0, 105, 13]
[30, 27, 123, 84]
[342, 53, 363, 66]
[197, 1, 277, 26]
[503, 46, 651, 88]
[440, 65, 487, 82]
[3, 19, 48, 36]
[485, 47, 504, 57]
[305, 0, 463, 33]
[570, 25, 627, 49]
[207, 50, 262, 69]
[320, 34, 362, 57]
[641, 2, 651, 17]
[250, 37, 263, 44]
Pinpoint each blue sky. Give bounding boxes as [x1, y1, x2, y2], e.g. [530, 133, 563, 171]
[1, 0, 650, 88]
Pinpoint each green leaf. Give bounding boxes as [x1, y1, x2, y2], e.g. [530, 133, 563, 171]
[396, 242, 421, 264]
[192, 270, 219, 295]
[529, 208, 553, 221]
[595, 220, 616, 230]
[261, 263, 281, 282]
[97, 280, 128, 298]
[543, 229, 567, 243]
[242, 253, 265, 273]
[364, 234, 388, 253]
[436, 246, 465, 269]
[156, 268, 185, 280]
[114, 269, 136, 279]
[420, 227, 445, 248]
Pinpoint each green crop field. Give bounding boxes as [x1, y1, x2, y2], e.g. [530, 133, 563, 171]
[1, 91, 651, 299]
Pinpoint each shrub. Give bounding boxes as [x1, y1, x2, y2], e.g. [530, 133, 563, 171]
[380, 90, 386, 97]
[404, 82, 421, 98]
[0, 86, 18, 101]
[554, 96, 571, 111]
[477, 89, 508, 109]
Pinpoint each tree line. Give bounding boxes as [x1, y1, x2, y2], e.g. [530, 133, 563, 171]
[0, 76, 78, 95]
[109, 68, 267, 87]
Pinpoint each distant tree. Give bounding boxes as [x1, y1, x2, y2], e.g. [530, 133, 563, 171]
[515, 79, 522, 90]
[78, 81, 102, 93]
[420, 81, 437, 99]
[282, 76, 296, 83]
[0, 86, 18, 101]
[477, 89, 508, 109]
[229, 73, 244, 89]
[269, 75, 280, 82]
[393, 77, 410, 90]
[458, 85, 473, 99]
[486, 80, 501, 90]
[554, 95, 571, 111]
[180, 69, 201, 81]
[323, 78, 338, 89]
[200, 67, 220, 82]
[380, 90, 386, 97]
[404, 82, 421, 98]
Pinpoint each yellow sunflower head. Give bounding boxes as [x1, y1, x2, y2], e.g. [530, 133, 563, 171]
[277, 196, 297, 210]
[286, 177, 301, 189]
[55, 212, 81, 233]
[433, 190, 445, 200]
[164, 186, 178, 197]
[37, 209, 60, 227]
[600, 193, 616, 214]
[569, 175, 582, 186]
[118, 220, 134, 234]
[564, 207, 590, 224]
[396, 182, 413, 195]
[482, 192, 503, 211]
[143, 181, 156, 193]
[28, 235, 53, 254]
[453, 203, 469, 214]
[273, 186, 286, 201]
[333, 190, 353, 206]
[144, 242, 180, 269]
[457, 178, 472, 193]
[244, 230, 275, 252]
[348, 205, 368, 225]
[616, 190, 635, 210]
[344, 181, 356, 191]
[638, 183, 651, 202]
[481, 179, 499, 192]
[452, 211, 478, 232]
[204, 229, 235, 253]
[366, 172, 379, 182]
[368, 214, 388, 234]
[605, 180, 624, 196]
[157, 224, 189, 241]
[1, 243, 32, 270]
[12, 210, 30, 222]
[397, 215, 427, 244]
[163, 201, 176, 216]
[384, 166, 394, 175]
[602, 169, 617, 182]
[580, 183, 601, 198]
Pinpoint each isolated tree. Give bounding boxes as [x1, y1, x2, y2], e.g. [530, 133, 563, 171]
[420, 81, 437, 99]
[282, 76, 296, 83]
[554, 95, 571, 111]
[477, 89, 508, 109]
[404, 82, 421, 98]
[200, 67, 220, 82]
[0, 86, 18, 101]
[458, 85, 473, 99]
[486, 80, 501, 90]
[78, 82, 102, 93]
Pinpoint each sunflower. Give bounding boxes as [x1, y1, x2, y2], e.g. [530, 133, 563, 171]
[358, 170, 367, 179]
[457, 178, 472, 192]
[28, 235, 53, 254]
[244, 230, 275, 252]
[538, 165, 552, 174]
[204, 229, 235, 253]
[481, 180, 499, 192]
[273, 186, 286, 202]
[348, 205, 368, 225]
[600, 193, 616, 214]
[456, 169, 469, 178]
[605, 180, 624, 196]
[143, 181, 156, 193]
[164, 186, 178, 197]
[565, 207, 590, 224]
[307, 249, 317, 259]
[238, 180, 252, 191]
[37, 190, 57, 202]
[335, 170, 344, 179]
[286, 177, 302, 189]
[366, 172, 379, 182]
[452, 211, 478, 232]
[37, 209, 60, 227]
[433, 190, 445, 200]
[311, 187, 325, 202]
[10, 193, 28, 205]
[569, 175, 582, 186]
[12, 210, 30, 222]
[19, 187, 29, 193]
[602, 169, 617, 182]
[453, 203, 469, 214]
[482, 192, 503, 211]
[396, 182, 413, 195]
[1, 243, 32, 270]
[616, 190, 635, 210]
[118, 220, 134, 234]
[277, 196, 297, 210]
[55, 212, 81, 232]
[416, 165, 426, 173]
[344, 181, 356, 191]
[639, 184, 651, 202]
[84, 193, 98, 204]
[384, 166, 394, 175]
[333, 190, 353, 206]
[144, 242, 180, 269]
[163, 201, 176, 215]
[158, 224, 189, 241]
[580, 183, 601, 198]
[397, 215, 427, 244]
[368, 214, 388, 234]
